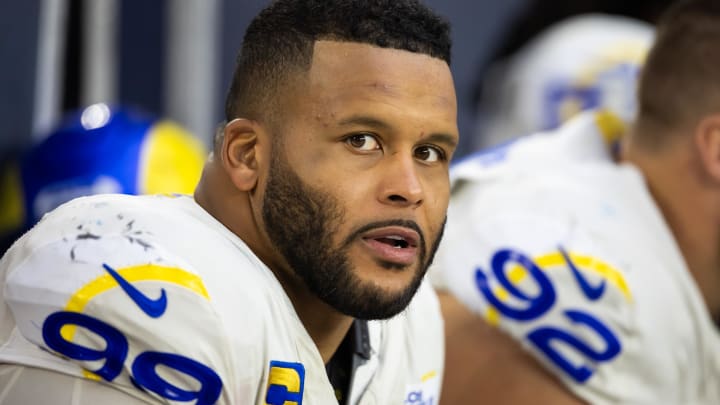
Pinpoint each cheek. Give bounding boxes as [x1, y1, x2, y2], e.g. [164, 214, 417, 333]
[423, 181, 450, 229]
[424, 173, 451, 204]
[427, 201, 448, 234]
[287, 152, 358, 194]
[311, 163, 377, 203]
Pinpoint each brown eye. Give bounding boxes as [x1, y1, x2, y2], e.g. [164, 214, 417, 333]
[414, 145, 443, 162]
[346, 133, 380, 151]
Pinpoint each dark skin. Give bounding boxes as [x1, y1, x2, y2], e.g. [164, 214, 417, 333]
[195, 40, 459, 364]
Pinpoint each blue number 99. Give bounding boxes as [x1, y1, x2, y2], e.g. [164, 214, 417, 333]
[475, 249, 556, 321]
[42, 311, 129, 381]
[133, 352, 223, 405]
[42, 311, 223, 404]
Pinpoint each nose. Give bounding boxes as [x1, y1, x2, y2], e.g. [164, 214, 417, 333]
[379, 154, 424, 208]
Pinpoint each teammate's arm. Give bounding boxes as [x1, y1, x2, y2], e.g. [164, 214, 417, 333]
[438, 292, 586, 405]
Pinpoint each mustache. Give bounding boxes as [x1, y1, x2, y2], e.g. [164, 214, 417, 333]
[341, 218, 427, 259]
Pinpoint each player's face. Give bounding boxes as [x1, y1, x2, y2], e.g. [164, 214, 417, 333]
[263, 41, 458, 319]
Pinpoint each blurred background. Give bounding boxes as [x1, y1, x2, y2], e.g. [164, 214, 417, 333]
[0, 0, 675, 157]
[0, 0, 674, 251]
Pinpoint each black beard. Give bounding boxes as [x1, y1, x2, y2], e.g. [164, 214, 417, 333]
[262, 150, 445, 320]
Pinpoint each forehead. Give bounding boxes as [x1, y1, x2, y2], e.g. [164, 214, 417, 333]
[290, 40, 457, 132]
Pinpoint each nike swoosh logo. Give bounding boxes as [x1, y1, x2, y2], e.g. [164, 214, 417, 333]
[558, 246, 606, 301]
[102, 263, 168, 318]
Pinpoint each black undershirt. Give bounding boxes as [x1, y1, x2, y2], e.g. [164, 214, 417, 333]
[324, 320, 370, 404]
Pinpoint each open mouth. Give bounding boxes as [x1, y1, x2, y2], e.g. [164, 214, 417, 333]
[375, 235, 412, 249]
[360, 226, 421, 265]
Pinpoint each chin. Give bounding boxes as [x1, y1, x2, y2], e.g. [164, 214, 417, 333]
[332, 264, 425, 320]
[369, 269, 417, 290]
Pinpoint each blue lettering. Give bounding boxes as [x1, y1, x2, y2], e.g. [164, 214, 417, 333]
[475, 249, 556, 320]
[133, 351, 222, 405]
[42, 311, 223, 402]
[475, 248, 623, 383]
[43, 311, 128, 381]
[527, 310, 621, 383]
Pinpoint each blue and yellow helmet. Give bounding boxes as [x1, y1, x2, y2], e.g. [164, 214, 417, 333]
[0, 103, 207, 249]
[474, 14, 654, 150]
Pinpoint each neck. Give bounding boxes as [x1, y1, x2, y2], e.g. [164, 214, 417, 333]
[275, 270, 355, 363]
[626, 139, 720, 322]
[195, 160, 354, 363]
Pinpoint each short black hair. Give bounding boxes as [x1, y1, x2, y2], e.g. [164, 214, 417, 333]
[635, 0, 720, 147]
[223, 0, 451, 130]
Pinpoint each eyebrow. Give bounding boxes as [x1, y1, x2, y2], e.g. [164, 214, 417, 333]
[338, 115, 392, 131]
[337, 115, 458, 148]
[423, 133, 458, 149]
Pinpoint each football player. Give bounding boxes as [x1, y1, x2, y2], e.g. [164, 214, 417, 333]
[433, 0, 720, 403]
[0, 0, 457, 404]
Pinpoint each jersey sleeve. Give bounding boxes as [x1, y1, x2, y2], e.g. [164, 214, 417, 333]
[0, 195, 236, 404]
[449, 110, 622, 188]
[433, 180, 656, 404]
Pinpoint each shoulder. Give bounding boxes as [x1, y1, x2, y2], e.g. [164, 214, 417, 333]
[451, 110, 622, 187]
[433, 162, 698, 402]
[0, 193, 278, 404]
[15, 194, 184, 244]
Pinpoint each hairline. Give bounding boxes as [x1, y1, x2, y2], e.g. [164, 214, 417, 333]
[216, 38, 450, 155]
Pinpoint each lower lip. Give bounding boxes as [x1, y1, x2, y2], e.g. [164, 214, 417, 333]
[361, 238, 418, 266]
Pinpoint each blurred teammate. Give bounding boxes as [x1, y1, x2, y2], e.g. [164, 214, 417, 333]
[433, 0, 720, 403]
[0, 0, 457, 404]
[474, 14, 653, 150]
[0, 103, 206, 254]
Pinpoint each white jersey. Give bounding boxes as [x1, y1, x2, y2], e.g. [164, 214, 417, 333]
[432, 111, 720, 404]
[0, 194, 444, 405]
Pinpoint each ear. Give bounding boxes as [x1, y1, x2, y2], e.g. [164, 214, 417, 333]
[695, 114, 720, 183]
[220, 118, 265, 191]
